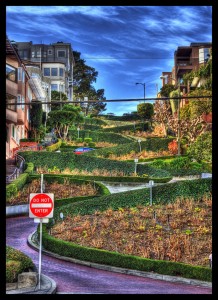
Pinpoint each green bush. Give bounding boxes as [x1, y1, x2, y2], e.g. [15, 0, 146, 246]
[46, 138, 62, 152]
[84, 138, 92, 143]
[18, 151, 171, 178]
[68, 130, 132, 144]
[6, 260, 22, 283]
[88, 142, 96, 147]
[6, 246, 35, 283]
[6, 184, 17, 201]
[187, 131, 212, 163]
[76, 138, 83, 143]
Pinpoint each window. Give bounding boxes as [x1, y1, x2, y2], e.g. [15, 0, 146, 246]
[7, 98, 16, 111]
[199, 48, 210, 64]
[59, 68, 64, 77]
[44, 68, 50, 76]
[48, 49, 52, 55]
[22, 96, 25, 111]
[32, 51, 35, 58]
[58, 50, 66, 57]
[28, 86, 32, 100]
[51, 84, 58, 91]
[6, 64, 16, 81]
[27, 109, 30, 121]
[18, 67, 22, 81]
[22, 70, 25, 83]
[17, 95, 21, 107]
[36, 51, 41, 57]
[51, 68, 58, 76]
[23, 50, 28, 60]
[59, 84, 64, 92]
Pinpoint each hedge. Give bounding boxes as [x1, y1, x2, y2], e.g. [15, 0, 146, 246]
[39, 177, 212, 282]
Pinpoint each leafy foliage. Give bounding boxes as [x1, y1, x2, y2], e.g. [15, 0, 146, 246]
[137, 103, 154, 119]
[29, 100, 43, 140]
[50, 90, 68, 111]
[160, 84, 176, 97]
[6, 246, 35, 283]
[187, 131, 212, 163]
[73, 51, 106, 116]
[153, 100, 172, 137]
[48, 104, 84, 140]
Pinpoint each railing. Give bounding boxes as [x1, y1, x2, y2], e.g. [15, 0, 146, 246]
[6, 153, 25, 184]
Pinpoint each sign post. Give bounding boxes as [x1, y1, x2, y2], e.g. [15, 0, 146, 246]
[29, 192, 54, 289]
[149, 180, 154, 206]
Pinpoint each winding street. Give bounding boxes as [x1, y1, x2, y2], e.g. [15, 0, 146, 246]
[6, 216, 212, 294]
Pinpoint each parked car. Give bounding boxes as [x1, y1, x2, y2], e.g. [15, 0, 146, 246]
[73, 147, 95, 154]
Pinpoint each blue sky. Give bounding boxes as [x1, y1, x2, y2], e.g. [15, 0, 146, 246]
[6, 6, 212, 116]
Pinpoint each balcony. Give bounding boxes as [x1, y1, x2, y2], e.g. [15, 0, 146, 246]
[6, 109, 17, 124]
[17, 108, 25, 125]
[6, 79, 18, 96]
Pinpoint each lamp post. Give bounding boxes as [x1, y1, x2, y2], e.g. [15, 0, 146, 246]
[138, 139, 142, 152]
[149, 180, 154, 206]
[77, 127, 80, 139]
[134, 158, 138, 175]
[135, 82, 146, 102]
[160, 75, 181, 156]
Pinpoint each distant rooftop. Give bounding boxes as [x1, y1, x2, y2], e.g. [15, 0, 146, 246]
[190, 42, 212, 46]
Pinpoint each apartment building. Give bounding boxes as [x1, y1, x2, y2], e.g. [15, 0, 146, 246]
[174, 42, 212, 91]
[14, 41, 75, 101]
[160, 42, 212, 107]
[160, 42, 211, 88]
[6, 38, 33, 158]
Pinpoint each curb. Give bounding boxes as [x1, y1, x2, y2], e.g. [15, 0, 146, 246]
[28, 231, 212, 289]
[6, 274, 57, 294]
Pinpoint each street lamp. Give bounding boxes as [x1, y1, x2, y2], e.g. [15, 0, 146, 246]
[77, 127, 80, 139]
[138, 139, 142, 152]
[160, 75, 181, 156]
[135, 82, 146, 102]
[134, 158, 138, 175]
[149, 180, 154, 206]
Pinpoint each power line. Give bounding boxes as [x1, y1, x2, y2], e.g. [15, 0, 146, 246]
[6, 95, 212, 105]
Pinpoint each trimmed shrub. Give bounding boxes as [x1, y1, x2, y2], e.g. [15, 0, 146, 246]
[6, 246, 35, 283]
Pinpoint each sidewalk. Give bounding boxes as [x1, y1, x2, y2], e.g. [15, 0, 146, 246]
[6, 274, 57, 294]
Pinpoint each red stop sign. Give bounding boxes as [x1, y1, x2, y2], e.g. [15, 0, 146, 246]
[29, 193, 54, 218]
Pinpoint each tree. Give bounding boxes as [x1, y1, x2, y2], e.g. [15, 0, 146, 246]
[187, 131, 212, 163]
[185, 89, 212, 119]
[29, 100, 43, 141]
[47, 104, 84, 140]
[153, 100, 172, 137]
[169, 89, 181, 115]
[167, 114, 208, 145]
[160, 84, 176, 97]
[137, 103, 154, 129]
[73, 51, 107, 115]
[50, 90, 68, 111]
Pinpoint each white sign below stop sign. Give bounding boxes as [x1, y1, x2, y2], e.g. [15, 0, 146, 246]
[29, 193, 54, 218]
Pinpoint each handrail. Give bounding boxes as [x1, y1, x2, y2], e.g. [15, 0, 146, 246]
[6, 153, 26, 184]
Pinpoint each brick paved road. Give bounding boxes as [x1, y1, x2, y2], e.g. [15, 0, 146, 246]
[6, 216, 212, 294]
